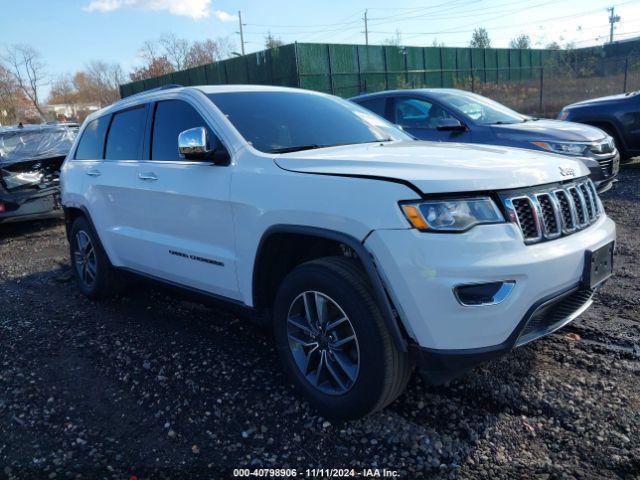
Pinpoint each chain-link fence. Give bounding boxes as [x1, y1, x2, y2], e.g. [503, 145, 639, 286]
[327, 54, 640, 118]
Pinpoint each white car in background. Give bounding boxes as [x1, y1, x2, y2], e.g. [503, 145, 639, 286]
[60, 85, 615, 419]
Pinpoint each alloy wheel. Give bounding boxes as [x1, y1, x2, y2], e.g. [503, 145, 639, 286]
[286, 291, 360, 395]
[73, 230, 97, 288]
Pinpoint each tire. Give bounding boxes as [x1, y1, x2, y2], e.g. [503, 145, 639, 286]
[273, 256, 412, 420]
[69, 216, 118, 299]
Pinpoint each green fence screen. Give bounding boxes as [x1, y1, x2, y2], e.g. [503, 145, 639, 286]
[120, 42, 555, 98]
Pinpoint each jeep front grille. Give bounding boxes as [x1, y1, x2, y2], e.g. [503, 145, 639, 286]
[502, 179, 601, 245]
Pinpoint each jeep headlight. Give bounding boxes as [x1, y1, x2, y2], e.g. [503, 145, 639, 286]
[401, 197, 504, 232]
[531, 141, 588, 156]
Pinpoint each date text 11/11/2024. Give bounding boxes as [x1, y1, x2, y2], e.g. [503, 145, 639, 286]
[232, 468, 400, 477]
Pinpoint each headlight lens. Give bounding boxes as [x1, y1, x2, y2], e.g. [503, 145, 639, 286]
[531, 141, 588, 156]
[401, 197, 504, 232]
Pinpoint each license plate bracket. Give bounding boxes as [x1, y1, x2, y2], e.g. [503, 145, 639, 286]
[584, 241, 614, 289]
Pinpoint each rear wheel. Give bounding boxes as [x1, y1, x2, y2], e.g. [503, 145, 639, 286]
[273, 256, 412, 419]
[69, 216, 118, 299]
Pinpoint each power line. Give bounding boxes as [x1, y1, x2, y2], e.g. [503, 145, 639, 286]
[240, 0, 639, 49]
[399, 0, 636, 39]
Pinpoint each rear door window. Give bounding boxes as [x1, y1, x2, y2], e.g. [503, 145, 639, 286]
[151, 100, 218, 161]
[357, 97, 388, 118]
[75, 116, 110, 160]
[105, 105, 147, 160]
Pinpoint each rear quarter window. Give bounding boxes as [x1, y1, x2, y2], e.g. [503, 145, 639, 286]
[74, 116, 110, 160]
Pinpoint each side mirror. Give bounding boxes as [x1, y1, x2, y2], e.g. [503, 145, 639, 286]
[178, 127, 211, 160]
[436, 118, 466, 131]
[178, 126, 230, 165]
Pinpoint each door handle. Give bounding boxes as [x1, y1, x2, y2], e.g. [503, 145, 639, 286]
[86, 168, 101, 177]
[138, 172, 158, 181]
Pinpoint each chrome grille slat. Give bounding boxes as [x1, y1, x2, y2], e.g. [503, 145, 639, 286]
[510, 196, 541, 243]
[569, 186, 589, 227]
[536, 193, 561, 238]
[504, 179, 602, 245]
[579, 183, 596, 222]
[587, 180, 600, 215]
[553, 189, 576, 233]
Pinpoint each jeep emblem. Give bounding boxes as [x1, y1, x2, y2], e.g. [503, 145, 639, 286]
[559, 166, 575, 177]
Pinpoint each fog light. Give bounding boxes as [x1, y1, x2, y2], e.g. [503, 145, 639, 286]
[454, 281, 515, 306]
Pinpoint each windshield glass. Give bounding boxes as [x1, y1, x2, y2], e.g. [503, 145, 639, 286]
[440, 91, 526, 125]
[207, 91, 411, 153]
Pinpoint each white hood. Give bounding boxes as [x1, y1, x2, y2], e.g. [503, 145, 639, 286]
[274, 141, 590, 194]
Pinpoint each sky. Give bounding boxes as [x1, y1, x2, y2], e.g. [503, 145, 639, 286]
[1, 0, 640, 97]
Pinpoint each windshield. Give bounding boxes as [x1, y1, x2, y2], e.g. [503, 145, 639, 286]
[440, 91, 526, 125]
[207, 91, 411, 153]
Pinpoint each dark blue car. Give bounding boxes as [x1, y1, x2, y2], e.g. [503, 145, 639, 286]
[559, 91, 640, 162]
[351, 89, 619, 192]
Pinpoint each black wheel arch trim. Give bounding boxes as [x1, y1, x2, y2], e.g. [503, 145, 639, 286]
[63, 205, 111, 260]
[254, 224, 409, 352]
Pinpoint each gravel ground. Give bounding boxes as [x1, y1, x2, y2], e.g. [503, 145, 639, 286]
[1, 169, 639, 480]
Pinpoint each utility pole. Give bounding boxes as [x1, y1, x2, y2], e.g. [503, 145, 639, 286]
[238, 10, 246, 55]
[607, 6, 620, 43]
[363, 9, 369, 46]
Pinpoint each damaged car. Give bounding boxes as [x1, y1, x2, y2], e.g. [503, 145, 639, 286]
[0, 124, 77, 224]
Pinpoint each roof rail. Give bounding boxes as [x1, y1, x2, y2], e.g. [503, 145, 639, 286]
[124, 83, 183, 100]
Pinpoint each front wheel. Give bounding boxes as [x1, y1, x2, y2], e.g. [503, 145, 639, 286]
[273, 257, 412, 419]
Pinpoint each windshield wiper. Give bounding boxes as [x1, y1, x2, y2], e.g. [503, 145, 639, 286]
[357, 137, 394, 144]
[269, 144, 326, 153]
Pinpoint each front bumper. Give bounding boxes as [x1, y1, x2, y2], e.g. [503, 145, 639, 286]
[365, 214, 616, 352]
[581, 151, 620, 192]
[411, 284, 594, 384]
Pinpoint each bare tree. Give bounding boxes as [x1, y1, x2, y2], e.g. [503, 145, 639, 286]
[0, 64, 25, 124]
[265, 32, 284, 49]
[382, 29, 402, 47]
[129, 57, 174, 82]
[49, 73, 77, 105]
[83, 61, 124, 105]
[214, 36, 235, 60]
[2, 44, 47, 119]
[160, 33, 191, 70]
[131, 35, 236, 81]
[186, 39, 228, 67]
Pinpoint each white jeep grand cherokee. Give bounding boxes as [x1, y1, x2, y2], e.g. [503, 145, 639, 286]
[61, 85, 616, 419]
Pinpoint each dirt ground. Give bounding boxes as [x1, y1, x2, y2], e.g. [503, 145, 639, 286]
[1, 169, 639, 480]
